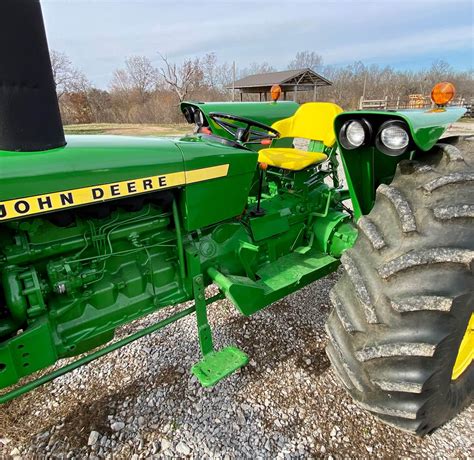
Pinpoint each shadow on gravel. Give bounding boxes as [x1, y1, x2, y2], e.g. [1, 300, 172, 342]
[60, 382, 141, 446]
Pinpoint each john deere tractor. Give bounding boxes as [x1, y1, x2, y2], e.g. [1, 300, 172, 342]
[0, 0, 472, 436]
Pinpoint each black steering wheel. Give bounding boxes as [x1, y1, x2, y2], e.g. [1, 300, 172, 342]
[209, 112, 280, 146]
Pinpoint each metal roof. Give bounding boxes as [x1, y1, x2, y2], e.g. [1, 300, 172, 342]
[230, 68, 332, 91]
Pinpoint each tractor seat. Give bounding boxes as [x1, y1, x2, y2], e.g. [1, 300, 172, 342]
[258, 147, 327, 171]
[258, 102, 343, 171]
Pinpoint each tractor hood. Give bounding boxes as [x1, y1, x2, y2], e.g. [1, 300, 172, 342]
[0, 135, 185, 202]
[0, 134, 257, 224]
[0, 135, 187, 222]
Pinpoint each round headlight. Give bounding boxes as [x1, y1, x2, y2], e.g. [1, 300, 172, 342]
[380, 125, 409, 150]
[339, 119, 372, 150]
[376, 121, 410, 156]
[346, 121, 365, 147]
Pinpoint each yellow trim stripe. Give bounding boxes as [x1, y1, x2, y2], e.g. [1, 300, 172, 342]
[0, 164, 229, 222]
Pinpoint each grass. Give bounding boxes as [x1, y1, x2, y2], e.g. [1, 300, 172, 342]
[63, 123, 192, 137]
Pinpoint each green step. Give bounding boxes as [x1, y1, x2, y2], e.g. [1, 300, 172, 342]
[191, 346, 249, 387]
[256, 250, 337, 292]
[209, 249, 339, 316]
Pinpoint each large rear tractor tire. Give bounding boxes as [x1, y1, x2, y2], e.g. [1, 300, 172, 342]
[326, 137, 474, 435]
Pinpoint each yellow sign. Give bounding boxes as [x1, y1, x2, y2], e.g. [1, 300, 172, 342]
[0, 164, 229, 222]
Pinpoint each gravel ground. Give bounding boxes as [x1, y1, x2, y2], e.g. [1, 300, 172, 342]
[1, 271, 472, 459]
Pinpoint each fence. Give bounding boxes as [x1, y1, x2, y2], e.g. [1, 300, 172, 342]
[359, 95, 472, 117]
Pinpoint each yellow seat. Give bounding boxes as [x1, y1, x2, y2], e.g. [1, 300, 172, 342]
[258, 147, 327, 171]
[258, 102, 343, 171]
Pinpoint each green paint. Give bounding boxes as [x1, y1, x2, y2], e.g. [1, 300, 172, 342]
[191, 346, 249, 387]
[181, 101, 299, 140]
[334, 106, 466, 219]
[0, 101, 464, 400]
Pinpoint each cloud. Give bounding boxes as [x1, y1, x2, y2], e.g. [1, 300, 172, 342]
[40, 0, 473, 87]
[321, 25, 474, 64]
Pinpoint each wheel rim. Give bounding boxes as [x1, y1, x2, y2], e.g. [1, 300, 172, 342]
[452, 313, 474, 380]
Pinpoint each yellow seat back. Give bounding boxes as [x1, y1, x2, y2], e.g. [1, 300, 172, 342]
[272, 102, 343, 148]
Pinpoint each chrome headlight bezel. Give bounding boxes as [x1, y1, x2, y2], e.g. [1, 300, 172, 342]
[339, 119, 372, 150]
[376, 120, 410, 156]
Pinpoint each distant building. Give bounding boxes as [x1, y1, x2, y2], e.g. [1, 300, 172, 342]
[229, 68, 332, 102]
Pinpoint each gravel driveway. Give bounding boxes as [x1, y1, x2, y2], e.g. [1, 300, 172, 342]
[1, 271, 472, 459]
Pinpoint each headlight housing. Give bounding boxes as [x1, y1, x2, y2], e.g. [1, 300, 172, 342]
[339, 119, 372, 150]
[376, 121, 410, 156]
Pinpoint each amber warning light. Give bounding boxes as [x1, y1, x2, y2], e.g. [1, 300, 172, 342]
[271, 84, 282, 102]
[431, 82, 455, 106]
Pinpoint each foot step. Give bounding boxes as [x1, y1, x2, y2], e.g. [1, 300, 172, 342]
[191, 346, 248, 387]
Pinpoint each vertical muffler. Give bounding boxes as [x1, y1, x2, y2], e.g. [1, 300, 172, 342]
[0, 0, 65, 152]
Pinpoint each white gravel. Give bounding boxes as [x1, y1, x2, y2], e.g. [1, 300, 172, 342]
[1, 271, 472, 459]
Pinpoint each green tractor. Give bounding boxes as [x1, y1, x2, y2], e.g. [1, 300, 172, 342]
[0, 0, 472, 436]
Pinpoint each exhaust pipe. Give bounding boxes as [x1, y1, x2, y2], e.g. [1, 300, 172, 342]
[0, 0, 66, 152]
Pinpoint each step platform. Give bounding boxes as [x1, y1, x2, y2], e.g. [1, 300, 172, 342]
[191, 346, 248, 387]
[209, 249, 339, 316]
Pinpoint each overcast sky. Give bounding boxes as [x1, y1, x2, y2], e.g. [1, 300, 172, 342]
[41, 0, 473, 88]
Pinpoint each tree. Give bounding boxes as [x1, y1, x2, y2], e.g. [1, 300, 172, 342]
[159, 54, 204, 102]
[110, 56, 159, 103]
[50, 50, 90, 99]
[238, 62, 276, 79]
[288, 51, 323, 71]
[202, 52, 218, 88]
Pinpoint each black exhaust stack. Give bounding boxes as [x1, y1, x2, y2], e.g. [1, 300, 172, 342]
[0, 0, 66, 152]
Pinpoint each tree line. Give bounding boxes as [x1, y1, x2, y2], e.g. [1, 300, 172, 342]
[52, 50, 473, 125]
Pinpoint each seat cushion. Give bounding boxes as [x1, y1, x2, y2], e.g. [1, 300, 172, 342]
[258, 147, 327, 171]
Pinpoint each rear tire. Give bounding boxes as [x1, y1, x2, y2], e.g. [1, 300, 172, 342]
[326, 137, 474, 435]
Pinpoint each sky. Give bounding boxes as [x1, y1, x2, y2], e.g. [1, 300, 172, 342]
[41, 0, 474, 88]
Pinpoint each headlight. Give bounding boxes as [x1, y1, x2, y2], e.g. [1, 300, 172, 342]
[339, 119, 371, 150]
[376, 121, 410, 156]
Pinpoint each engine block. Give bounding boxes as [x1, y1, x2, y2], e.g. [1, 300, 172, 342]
[0, 194, 189, 387]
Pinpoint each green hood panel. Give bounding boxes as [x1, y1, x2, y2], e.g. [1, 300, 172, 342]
[0, 135, 185, 201]
[0, 134, 257, 226]
[336, 107, 466, 151]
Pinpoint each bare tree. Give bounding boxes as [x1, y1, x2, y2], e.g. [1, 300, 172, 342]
[202, 52, 218, 88]
[288, 51, 323, 71]
[110, 56, 159, 102]
[159, 54, 204, 102]
[50, 49, 89, 99]
[201, 53, 234, 95]
[238, 62, 276, 79]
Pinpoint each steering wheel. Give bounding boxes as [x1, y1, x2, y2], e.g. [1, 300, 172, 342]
[209, 112, 280, 145]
